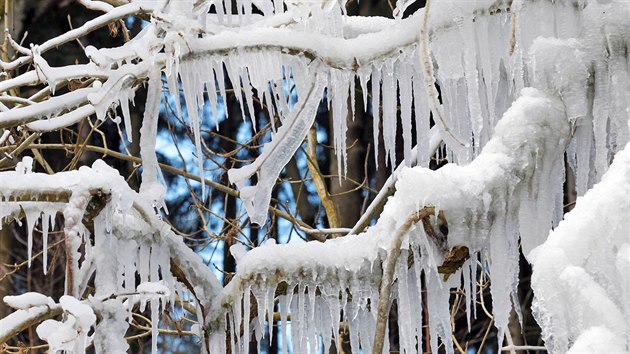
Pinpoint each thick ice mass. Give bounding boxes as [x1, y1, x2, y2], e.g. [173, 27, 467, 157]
[530, 141, 630, 353]
[212, 87, 571, 353]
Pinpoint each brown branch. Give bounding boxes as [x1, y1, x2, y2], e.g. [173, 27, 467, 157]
[305, 124, 340, 230]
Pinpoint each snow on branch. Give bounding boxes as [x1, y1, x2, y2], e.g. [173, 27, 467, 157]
[530, 141, 630, 353]
[0, 160, 221, 352]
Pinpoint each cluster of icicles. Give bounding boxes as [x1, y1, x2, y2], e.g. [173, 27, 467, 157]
[211, 241, 470, 354]
[165, 0, 630, 226]
[0, 160, 180, 354]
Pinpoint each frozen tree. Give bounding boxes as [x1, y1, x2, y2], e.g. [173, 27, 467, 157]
[0, 0, 628, 353]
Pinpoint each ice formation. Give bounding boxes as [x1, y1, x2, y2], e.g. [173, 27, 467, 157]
[0, 0, 626, 225]
[0, 0, 629, 352]
[0, 161, 220, 353]
[212, 87, 570, 353]
[530, 141, 630, 354]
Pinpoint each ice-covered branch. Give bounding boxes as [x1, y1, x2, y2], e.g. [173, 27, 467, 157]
[0, 160, 222, 352]
[211, 87, 571, 353]
[0, 2, 153, 71]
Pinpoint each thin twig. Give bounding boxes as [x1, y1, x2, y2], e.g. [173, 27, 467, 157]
[373, 206, 436, 353]
[305, 124, 340, 229]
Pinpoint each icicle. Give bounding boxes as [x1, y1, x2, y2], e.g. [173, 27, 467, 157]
[42, 211, 49, 274]
[234, 291, 243, 353]
[266, 285, 275, 346]
[224, 56, 247, 121]
[297, 283, 306, 353]
[463, 258, 472, 331]
[575, 118, 593, 196]
[330, 69, 351, 179]
[139, 67, 167, 210]
[213, 58, 229, 120]
[123, 240, 137, 293]
[382, 59, 397, 169]
[279, 290, 292, 354]
[25, 210, 39, 268]
[592, 58, 610, 180]
[202, 60, 220, 130]
[252, 285, 267, 346]
[396, 250, 412, 353]
[138, 243, 150, 285]
[179, 61, 207, 201]
[458, 15, 484, 153]
[319, 292, 332, 354]
[290, 288, 303, 353]
[471, 255, 478, 320]
[229, 311, 237, 354]
[243, 286, 251, 354]
[426, 271, 455, 354]
[412, 61, 430, 167]
[151, 300, 159, 354]
[240, 64, 258, 129]
[358, 67, 370, 113]
[489, 219, 520, 350]
[348, 299, 360, 354]
[475, 16, 497, 133]
[119, 94, 134, 143]
[225, 0, 233, 26]
[398, 61, 413, 167]
[371, 64, 382, 168]
[272, 0, 282, 14]
[215, 0, 225, 24]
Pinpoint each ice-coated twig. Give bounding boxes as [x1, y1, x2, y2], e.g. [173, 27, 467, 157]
[0, 3, 153, 71]
[228, 68, 327, 225]
[298, 226, 352, 236]
[0, 87, 97, 128]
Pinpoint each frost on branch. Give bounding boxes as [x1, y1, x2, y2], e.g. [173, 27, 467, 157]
[211, 88, 570, 354]
[530, 141, 630, 354]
